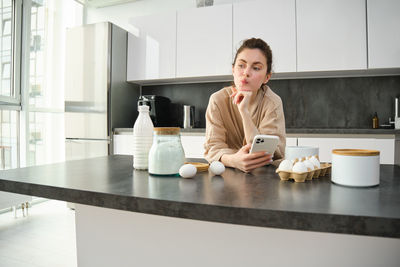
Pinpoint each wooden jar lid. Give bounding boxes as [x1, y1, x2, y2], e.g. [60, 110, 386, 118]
[154, 127, 180, 135]
[185, 162, 209, 172]
[332, 149, 380, 156]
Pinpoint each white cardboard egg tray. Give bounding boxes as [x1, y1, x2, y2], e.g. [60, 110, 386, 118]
[276, 157, 332, 183]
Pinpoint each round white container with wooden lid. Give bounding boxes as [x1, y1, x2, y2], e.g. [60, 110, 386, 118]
[331, 149, 380, 187]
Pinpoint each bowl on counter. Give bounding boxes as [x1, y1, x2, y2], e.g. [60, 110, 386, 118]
[285, 146, 319, 161]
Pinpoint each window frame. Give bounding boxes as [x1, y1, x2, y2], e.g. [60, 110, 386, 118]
[0, 0, 23, 169]
[0, 0, 21, 105]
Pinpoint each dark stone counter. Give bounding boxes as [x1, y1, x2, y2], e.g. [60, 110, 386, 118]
[0, 155, 399, 238]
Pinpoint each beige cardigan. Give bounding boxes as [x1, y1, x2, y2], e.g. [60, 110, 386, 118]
[204, 85, 286, 166]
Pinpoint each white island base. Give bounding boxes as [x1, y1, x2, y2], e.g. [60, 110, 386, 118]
[75, 204, 400, 267]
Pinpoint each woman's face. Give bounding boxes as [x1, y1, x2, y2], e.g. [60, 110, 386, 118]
[232, 48, 271, 92]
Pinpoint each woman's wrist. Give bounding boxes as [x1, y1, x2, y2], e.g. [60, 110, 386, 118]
[221, 154, 235, 169]
[239, 108, 250, 117]
[239, 110, 257, 144]
[238, 107, 251, 119]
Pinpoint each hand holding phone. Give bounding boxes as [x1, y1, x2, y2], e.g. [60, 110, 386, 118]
[249, 134, 279, 154]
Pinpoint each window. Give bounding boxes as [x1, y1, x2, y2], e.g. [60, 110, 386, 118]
[0, 0, 13, 98]
[0, 0, 83, 169]
[0, 109, 17, 169]
[0, 0, 19, 170]
[22, 0, 83, 166]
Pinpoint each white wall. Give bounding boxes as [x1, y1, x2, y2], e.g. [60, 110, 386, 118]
[85, 0, 252, 34]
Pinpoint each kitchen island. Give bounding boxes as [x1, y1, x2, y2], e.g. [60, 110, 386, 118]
[0, 155, 399, 267]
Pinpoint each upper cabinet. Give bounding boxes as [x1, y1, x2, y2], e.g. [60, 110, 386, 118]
[126, 1, 399, 83]
[176, 5, 232, 78]
[367, 0, 400, 68]
[296, 0, 367, 71]
[127, 11, 176, 81]
[233, 0, 296, 73]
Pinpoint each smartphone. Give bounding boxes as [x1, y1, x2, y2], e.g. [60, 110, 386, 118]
[249, 134, 279, 154]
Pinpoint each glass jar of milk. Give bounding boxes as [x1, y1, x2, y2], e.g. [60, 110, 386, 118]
[148, 127, 185, 176]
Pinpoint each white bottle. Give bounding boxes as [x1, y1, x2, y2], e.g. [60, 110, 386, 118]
[133, 105, 154, 170]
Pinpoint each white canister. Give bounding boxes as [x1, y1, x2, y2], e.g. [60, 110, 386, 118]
[332, 149, 380, 187]
[285, 146, 319, 160]
[148, 127, 185, 176]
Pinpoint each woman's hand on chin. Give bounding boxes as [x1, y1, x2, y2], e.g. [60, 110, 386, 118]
[230, 87, 252, 113]
[229, 144, 273, 173]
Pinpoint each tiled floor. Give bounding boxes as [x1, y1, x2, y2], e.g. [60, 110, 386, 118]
[0, 200, 77, 267]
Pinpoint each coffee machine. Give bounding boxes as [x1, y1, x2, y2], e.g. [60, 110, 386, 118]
[138, 95, 171, 127]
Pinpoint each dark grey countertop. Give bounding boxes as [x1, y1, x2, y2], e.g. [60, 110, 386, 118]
[115, 128, 399, 135]
[0, 155, 399, 238]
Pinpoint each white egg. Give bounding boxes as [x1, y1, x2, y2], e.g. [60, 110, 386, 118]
[209, 161, 225, 175]
[309, 156, 321, 168]
[179, 164, 197, 178]
[303, 160, 315, 171]
[278, 159, 293, 172]
[292, 162, 308, 173]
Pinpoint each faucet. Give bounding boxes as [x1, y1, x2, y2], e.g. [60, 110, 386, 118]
[389, 97, 400, 129]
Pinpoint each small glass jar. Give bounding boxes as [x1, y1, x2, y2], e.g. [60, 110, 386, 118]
[148, 127, 185, 176]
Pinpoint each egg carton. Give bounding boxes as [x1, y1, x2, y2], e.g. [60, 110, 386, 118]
[276, 163, 331, 183]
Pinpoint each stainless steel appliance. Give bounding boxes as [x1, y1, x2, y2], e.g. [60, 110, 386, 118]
[65, 22, 139, 161]
[137, 95, 171, 126]
[183, 105, 195, 129]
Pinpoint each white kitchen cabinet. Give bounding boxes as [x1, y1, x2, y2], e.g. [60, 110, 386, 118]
[66, 139, 109, 161]
[127, 11, 176, 81]
[286, 137, 297, 146]
[176, 4, 232, 78]
[296, 0, 367, 71]
[375, 139, 396, 164]
[297, 137, 395, 164]
[115, 134, 296, 159]
[114, 133, 205, 159]
[367, 0, 400, 68]
[181, 135, 292, 159]
[113, 134, 133, 156]
[76, 203, 400, 267]
[181, 135, 205, 159]
[233, 0, 296, 73]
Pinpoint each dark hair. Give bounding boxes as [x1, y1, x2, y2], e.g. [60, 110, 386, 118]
[233, 38, 273, 74]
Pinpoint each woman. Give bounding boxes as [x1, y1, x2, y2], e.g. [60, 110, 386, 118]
[204, 38, 286, 173]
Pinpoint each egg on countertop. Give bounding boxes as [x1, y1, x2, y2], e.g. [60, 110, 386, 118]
[303, 160, 315, 171]
[179, 164, 197, 178]
[292, 162, 308, 173]
[309, 156, 321, 168]
[278, 159, 293, 171]
[209, 161, 225, 175]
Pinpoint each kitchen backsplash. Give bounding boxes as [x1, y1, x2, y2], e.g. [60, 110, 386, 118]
[141, 75, 400, 129]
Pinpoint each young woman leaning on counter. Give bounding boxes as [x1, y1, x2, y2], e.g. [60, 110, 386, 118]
[204, 38, 286, 172]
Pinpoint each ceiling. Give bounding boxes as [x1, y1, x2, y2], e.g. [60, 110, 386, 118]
[76, 0, 216, 8]
[76, 0, 139, 8]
